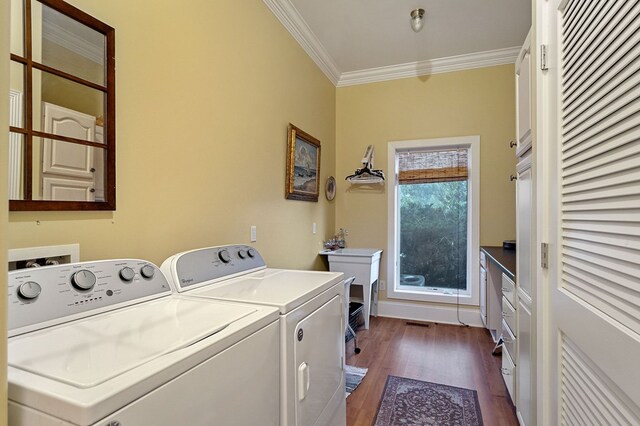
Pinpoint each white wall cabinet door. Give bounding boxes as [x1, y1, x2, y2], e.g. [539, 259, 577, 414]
[539, 1, 640, 423]
[515, 30, 532, 157]
[516, 155, 533, 299]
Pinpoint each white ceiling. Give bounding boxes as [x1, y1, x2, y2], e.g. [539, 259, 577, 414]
[264, 0, 532, 86]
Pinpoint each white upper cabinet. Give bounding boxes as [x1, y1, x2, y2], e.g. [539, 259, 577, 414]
[515, 30, 532, 157]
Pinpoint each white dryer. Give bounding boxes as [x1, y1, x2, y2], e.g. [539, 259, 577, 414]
[161, 245, 346, 426]
[8, 259, 280, 426]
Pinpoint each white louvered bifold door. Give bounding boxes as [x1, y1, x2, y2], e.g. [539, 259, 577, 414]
[546, 0, 640, 424]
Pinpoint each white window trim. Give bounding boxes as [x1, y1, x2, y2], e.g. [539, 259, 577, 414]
[386, 136, 480, 305]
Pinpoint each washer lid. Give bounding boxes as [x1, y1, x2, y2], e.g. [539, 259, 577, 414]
[188, 269, 344, 313]
[8, 297, 256, 388]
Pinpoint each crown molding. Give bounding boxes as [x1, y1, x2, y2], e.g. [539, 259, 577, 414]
[262, 0, 341, 85]
[262, 0, 520, 87]
[42, 19, 103, 64]
[337, 47, 521, 87]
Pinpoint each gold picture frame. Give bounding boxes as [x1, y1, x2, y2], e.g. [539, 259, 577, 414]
[286, 124, 321, 202]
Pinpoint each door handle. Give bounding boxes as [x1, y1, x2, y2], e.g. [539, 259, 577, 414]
[297, 362, 310, 401]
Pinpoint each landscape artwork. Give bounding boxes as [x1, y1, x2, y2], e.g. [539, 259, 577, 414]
[286, 124, 321, 201]
[293, 137, 318, 191]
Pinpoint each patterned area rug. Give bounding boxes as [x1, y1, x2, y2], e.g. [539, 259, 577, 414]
[373, 376, 483, 426]
[345, 365, 368, 397]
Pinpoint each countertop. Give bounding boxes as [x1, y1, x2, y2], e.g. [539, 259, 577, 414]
[481, 246, 516, 279]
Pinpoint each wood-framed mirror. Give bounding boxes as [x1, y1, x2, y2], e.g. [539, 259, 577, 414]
[9, 0, 115, 210]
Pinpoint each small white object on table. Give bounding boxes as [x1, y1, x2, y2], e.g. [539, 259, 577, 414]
[320, 248, 382, 329]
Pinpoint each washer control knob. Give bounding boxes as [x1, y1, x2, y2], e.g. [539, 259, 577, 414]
[119, 267, 135, 282]
[18, 281, 42, 299]
[140, 265, 155, 279]
[71, 270, 97, 291]
[238, 249, 247, 259]
[247, 248, 257, 258]
[218, 249, 231, 263]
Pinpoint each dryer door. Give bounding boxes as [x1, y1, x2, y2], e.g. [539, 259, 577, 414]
[294, 294, 343, 425]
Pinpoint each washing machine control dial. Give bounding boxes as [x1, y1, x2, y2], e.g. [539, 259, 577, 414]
[218, 249, 231, 263]
[247, 248, 257, 258]
[71, 270, 96, 291]
[140, 264, 155, 278]
[237, 249, 247, 259]
[119, 267, 135, 281]
[18, 281, 42, 299]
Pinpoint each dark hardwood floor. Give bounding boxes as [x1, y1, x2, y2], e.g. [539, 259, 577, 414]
[345, 316, 518, 426]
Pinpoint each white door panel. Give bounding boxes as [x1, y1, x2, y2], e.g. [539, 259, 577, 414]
[540, 0, 640, 423]
[42, 102, 96, 179]
[42, 176, 95, 202]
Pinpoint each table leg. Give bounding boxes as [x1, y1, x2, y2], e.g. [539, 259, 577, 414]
[363, 282, 371, 329]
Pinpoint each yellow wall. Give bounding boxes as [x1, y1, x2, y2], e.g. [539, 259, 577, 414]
[1, 0, 10, 421]
[3, 0, 517, 414]
[8, 0, 337, 270]
[335, 66, 517, 299]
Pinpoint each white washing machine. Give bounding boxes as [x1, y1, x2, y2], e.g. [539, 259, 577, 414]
[161, 245, 346, 426]
[7, 259, 280, 426]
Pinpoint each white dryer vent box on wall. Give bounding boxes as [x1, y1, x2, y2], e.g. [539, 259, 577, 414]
[8, 244, 80, 271]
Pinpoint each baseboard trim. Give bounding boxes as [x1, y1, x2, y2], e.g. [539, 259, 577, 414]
[377, 300, 484, 328]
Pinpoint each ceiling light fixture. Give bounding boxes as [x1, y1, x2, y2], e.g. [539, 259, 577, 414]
[410, 8, 425, 33]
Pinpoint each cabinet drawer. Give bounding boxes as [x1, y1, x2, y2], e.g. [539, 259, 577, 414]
[501, 273, 516, 307]
[502, 319, 516, 357]
[502, 346, 516, 402]
[480, 251, 487, 269]
[502, 296, 516, 333]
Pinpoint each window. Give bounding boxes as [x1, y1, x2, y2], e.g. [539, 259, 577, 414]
[387, 136, 480, 305]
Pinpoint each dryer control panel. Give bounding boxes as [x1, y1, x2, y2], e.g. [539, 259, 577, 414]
[163, 244, 266, 292]
[8, 259, 171, 336]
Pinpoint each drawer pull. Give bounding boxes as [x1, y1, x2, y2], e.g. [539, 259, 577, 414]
[501, 368, 512, 376]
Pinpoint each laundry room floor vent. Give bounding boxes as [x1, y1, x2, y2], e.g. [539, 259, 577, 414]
[8, 244, 80, 271]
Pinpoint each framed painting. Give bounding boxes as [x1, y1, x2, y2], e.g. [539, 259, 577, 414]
[286, 124, 321, 201]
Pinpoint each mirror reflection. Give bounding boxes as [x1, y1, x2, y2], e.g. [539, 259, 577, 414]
[38, 3, 106, 85]
[10, 0, 24, 56]
[8, 0, 114, 209]
[8, 133, 24, 201]
[33, 137, 106, 202]
[34, 69, 105, 138]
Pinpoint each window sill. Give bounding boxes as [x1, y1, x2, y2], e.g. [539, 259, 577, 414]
[387, 286, 476, 305]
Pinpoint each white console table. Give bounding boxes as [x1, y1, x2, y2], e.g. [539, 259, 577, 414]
[320, 248, 382, 329]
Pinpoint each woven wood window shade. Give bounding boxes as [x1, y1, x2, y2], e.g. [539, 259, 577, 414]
[398, 149, 468, 184]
